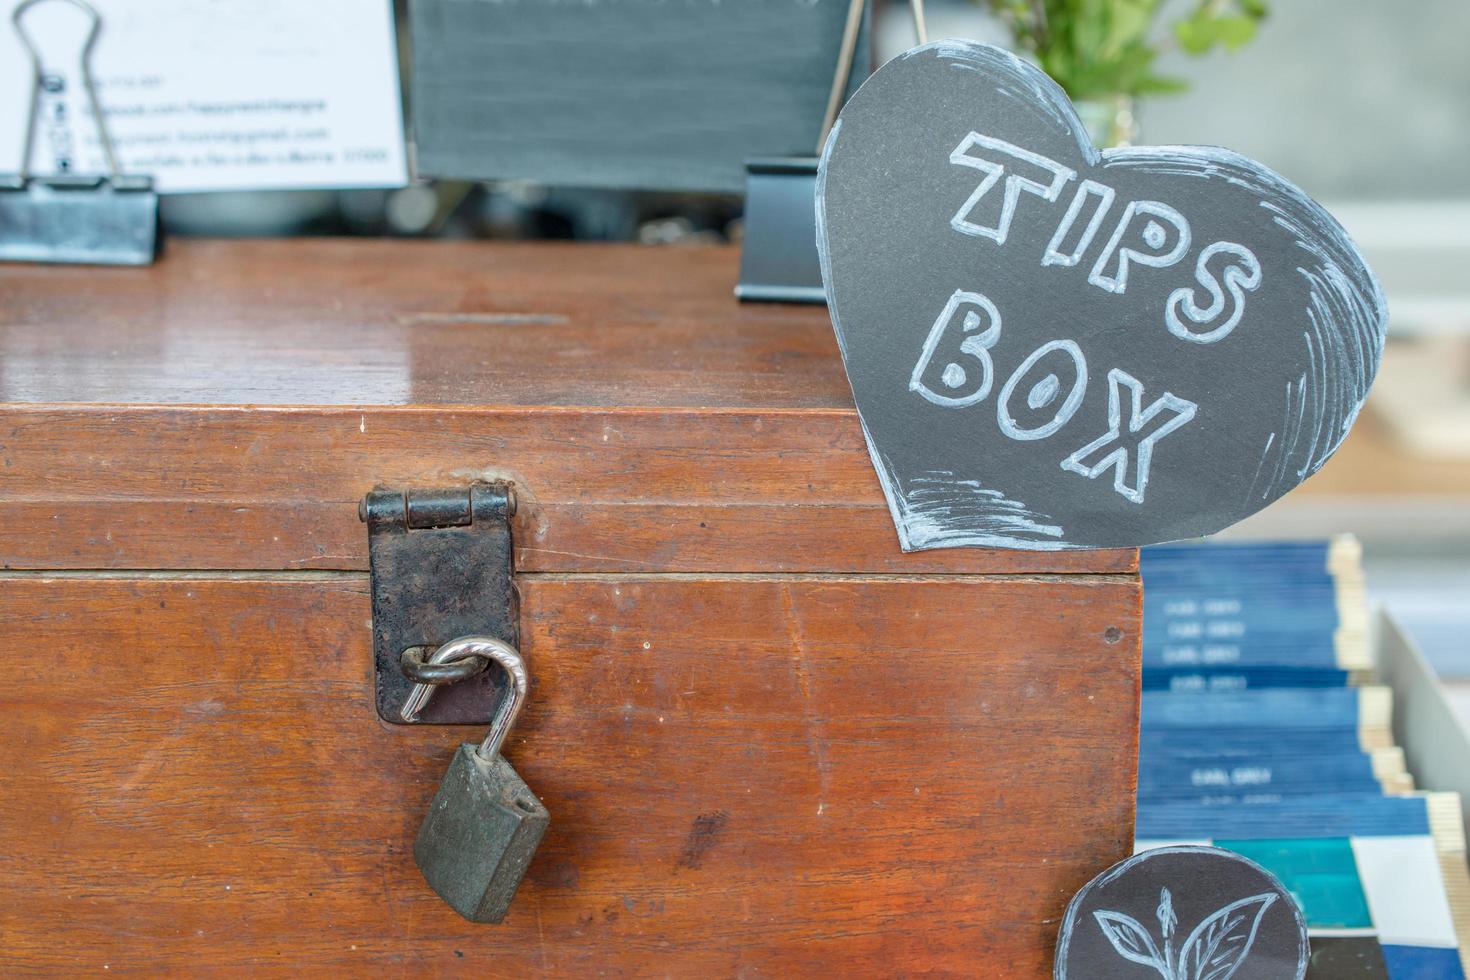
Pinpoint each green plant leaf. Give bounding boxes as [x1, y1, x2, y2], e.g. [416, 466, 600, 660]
[1174, 14, 1216, 55]
[1133, 74, 1189, 95]
[1213, 14, 1260, 50]
[1101, 1, 1157, 59]
[1173, 3, 1266, 54]
[971, 0, 1266, 100]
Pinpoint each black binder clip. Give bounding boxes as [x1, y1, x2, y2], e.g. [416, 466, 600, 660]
[735, 157, 825, 304]
[0, 0, 158, 266]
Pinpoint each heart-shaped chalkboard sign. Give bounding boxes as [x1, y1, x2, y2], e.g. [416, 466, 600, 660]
[817, 41, 1386, 551]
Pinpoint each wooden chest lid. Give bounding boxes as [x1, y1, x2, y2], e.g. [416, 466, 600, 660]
[0, 239, 1132, 575]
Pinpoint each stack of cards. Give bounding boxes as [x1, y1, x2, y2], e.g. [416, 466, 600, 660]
[1135, 537, 1470, 977]
[1141, 537, 1370, 691]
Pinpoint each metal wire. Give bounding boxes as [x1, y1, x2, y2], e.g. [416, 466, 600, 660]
[817, 0, 930, 154]
[12, 0, 121, 181]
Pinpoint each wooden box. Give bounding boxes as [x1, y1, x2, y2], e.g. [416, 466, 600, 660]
[0, 241, 1140, 975]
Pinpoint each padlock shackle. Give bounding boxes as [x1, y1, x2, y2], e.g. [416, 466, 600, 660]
[429, 636, 530, 762]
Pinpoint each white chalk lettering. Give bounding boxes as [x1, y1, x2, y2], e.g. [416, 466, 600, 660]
[1061, 369, 1198, 504]
[996, 339, 1088, 441]
[944, 130, 1271, 356]
[1165, 242, 1263, 345]
[910, 290, 1003, 407]
[949, 133, 1075, 245]
[1042, 179, 1116, 268]
[912, 292, 1204, 502]
[1089, 201, 1192, 294]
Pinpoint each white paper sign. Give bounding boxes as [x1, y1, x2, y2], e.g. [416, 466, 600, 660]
[0, 0, 407, 193]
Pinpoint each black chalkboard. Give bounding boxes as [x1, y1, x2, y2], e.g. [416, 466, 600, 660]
[817, 41, 1387, 551]
[409, 0, 870, 193]
[1055, 846, 1308, 980]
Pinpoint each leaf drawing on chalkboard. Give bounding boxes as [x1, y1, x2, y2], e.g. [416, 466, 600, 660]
[1093, 888, 1277, 980]
[1179, 892, 1277, 980]
[1158, 886, 1178, 940]
[1093, 908, 1167, 976]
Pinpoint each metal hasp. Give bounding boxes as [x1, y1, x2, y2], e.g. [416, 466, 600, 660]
[359, 483, 519, 725]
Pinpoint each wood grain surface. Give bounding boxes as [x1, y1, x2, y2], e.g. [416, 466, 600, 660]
[0, 240, 855, 408]
[0, 240, 1133, 575]
[0, 573, 1139, 976]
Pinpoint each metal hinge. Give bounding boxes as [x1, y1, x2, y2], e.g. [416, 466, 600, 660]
[360, 482, 519, 725]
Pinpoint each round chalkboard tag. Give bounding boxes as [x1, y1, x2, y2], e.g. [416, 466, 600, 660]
[1055, 846, 1308, 980]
